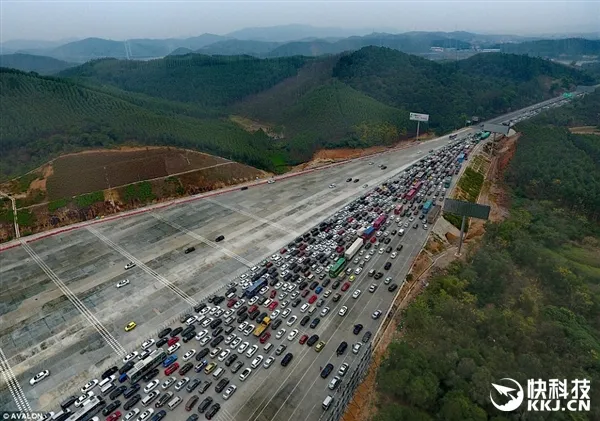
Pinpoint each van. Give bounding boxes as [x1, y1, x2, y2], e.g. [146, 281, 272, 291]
[212, 367, 225, 379]
[98, 375, 115, 389]
[322, 395, 334, 410]
[308, 306, 316, 315]
[100, 382, 115, 396]
[300, 303, 309, 313]
[142, 391, 159, 407]
[263, 343, 274, 353]
[224, 317, 234, 326]
[167, 395, 182, 410]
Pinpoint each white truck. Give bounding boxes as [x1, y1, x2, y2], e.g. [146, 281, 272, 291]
[344, 238, 364, 260]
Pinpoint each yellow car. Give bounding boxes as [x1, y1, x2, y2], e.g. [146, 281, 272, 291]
[315, 341, 326, 352]
[349, 275, 356, 282]
[124, 322, 137, 332]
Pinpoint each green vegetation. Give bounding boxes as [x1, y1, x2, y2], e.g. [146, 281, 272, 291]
[457, 167, 485, 202]
[0, 53, 76, 75]
[48, 198, 68, 212]
[0, 209, 14, 223]
[123, 181, 156, 203]
[375, 89, 600, 421]
[74, 191, 104, 208]
[16, 209, 35, 227]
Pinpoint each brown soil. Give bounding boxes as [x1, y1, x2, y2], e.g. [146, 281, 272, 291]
[569, 126, 600, 135]
[425, 234, 446, 255]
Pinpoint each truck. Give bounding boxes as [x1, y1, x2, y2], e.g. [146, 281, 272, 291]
[394, 205, 404, 215]
[253, 317, 271, 337]
[361, 226, 375, 240]
[373, 215, 387, 229]
[427, 205, 441, 224]
[344, 238, 364, 260]
[423, 200, 433, 213]
[357, 227, 366, 237]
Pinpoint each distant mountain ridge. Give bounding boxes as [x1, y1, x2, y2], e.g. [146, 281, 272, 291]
[0, 53, 76, 74]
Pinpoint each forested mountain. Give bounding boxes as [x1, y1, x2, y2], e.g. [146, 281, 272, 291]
[196, 39, 282, 56]
[0, 68, 280, 179]
[498, 38, 600, 58]
[0, 53, 76, 74]
[375, 90, 600, 421]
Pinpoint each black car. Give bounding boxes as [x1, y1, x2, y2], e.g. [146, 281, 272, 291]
[183, 331, 196, 343]
[124, 394, 141, 411]
[170, 327, 183, 337]
[205, 403, 221, 420]
[362, 331, 372, 343]
[187, 378, 202, 393]
[198, 396, 213, 413]
[353, 324, 363, 335]
[215, 235, 225, 242]
[155, 392, 173, 409]
[388, 284, 398, 292]
[102, 400, 121, 416]
[213, 296, 225, 305]
[300, 316, 310, 327]
[215, 378, 230, 393]
[181, 325, 196, 337]
[224, 325, 235, 335]
[194, 303, 207, 313]
[240, 186, 248, 191]
[184, 247, 196, 254]
[298, 281, 308, 290]
[102, 366, 118, 379]
[354, 179, 360, 183]
[331, 281, 341, 290]
[374, 272, 383, 280]
[271, 318, 283, 330]
[196, 348, 210, 361]
[237, 313, 248, 323]
[346, 178, 352, 182]
[364, 242, 372, 250]
[281, 352, 294, 367]
[123, 383, 140, 399]
[209, 319, 222, 329]
[179, 362, 194, 376]
[157, 327, 171, 338]
[142, 368, 159, 382]
[384, 237, 391, 244]
[291, 299, 302, 308]
[198, 380, 212, 395]
[109, 385, 128, 400]
[332, 293, 342, 302]
[212, 327, 223, 338]
[225, 353, 238, 367]
[336, 341, 348, 356]
[119, 361, 135, 375]
[236, 306, 248, 316]
[248, 309, 260, 320]
[60, 395, 77, 410]
[396, 245, 404, 252]
[384, 262, 392, 270]
[309, 281, 319, 290]
[150, 410, 167, 421]
[156, 337, 168, 348]
[307, 334, 319, 347]
[320, 364, 334, 379]
[310, 318, 320, 329]
[321, 278, 330, 287]
[210, 335, 224, 348]
[186, 396, 199, 412]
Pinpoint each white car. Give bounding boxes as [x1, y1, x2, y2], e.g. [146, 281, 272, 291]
[423, 224, 428, 230]
[199, 307, 211, 316]
[338, 362, 349, 377]
[287, 315, 297, 326]
[138, 349, 151, 360]
[237, 342, 249, 354]
[352, 289, 361, 299]
[246, 345, 259, 358]
[29, 370, 50, 386]
[223, 384, 237, 400]
[281, 308, 292, 318]
[124, 262, 136, 270]
[80, 379, 98, 394]
[329, 184, 336, 188]
[323, 290, 332, 298]
[287, 329, 299, 341]
[175, 377, 189, 391]
[141, 339, 155, 350]
[338, 306, 348, 316]
[224, 309, 235, 318]
[201, 317, 214, 328]
[116, 279, 130, 288]
[263, 356, 275, 369]
[275, 329, 286, 340]
[233, 299, 245, 309]
[390, 252, 397, 259]
[251, 355, 264, 368]
[183, 349, 196, 361]
[372, 310, 382, 319]
[144, 379, 160, 394]
[161, 376, 176, 390]
[263, 298, 273, 308]
[243, 324, 255, 336]
[239, 368, 252, 382]
[290, 291, 299, 300]
[274, 282, 283, 290]
[167, 343, 180, 354]
[209, 306, 221, 315]
[354, 267, 362, 275]
[352, 342, 362, 354]
[364, 254, 372, 261]
[74, 391, 94, 408]
[231, 337, 242, 348]
[320, 307, 330, 317]
[185, 316, 198, 325]
[248, 296, 259, 305]
[195, 330, 209, 341]
[378, 248, 385, 254]
[122, 352, 138, 363]
[271, 310, 281, 319]
[124, 408, 140, 421]
[225, 334, 237, 345]
[259, 286, 269, 295]
[238, 322, 249, 332]
[218, 349, 231, 362]
[137, 409, 154, 421]
[198, 336, 211, 346]
[328, 376, 341, 390]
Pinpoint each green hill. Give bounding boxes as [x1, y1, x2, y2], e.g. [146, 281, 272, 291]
[0, 68, 282, 179]
[196, 40, 282, 56]
[0, 53, 76, 74]
[498, 38, 600, 58]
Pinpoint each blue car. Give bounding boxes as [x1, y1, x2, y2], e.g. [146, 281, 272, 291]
[163, 355, 177, 367]
[194, 360, 208, 373]
[118, 373, 128, 383]
[315, 286, 323, 294]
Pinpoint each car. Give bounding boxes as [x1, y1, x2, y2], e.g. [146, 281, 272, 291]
[243, 324, 254, 336]
[167, 343, 180, 354]
[351, 289, 361, 299]
[116, 279, 130, 288]
[341, 283, 350, 292]
[300, 315, 311, 326]
[310, 318, 320, 328]
[182, 349, 196, 361]
[263, 356, 276, 369]
[288, 329, 299, 341]
[175, 377, 190, 391]
[390, 252, 397, 259]
[353, 324, 363, 334]
[352, 342, 362, 354]
[384, 262, 392, 270]
[102, 402, 121, 417]
[328, 376, 341, 390]
[320, 364, 334, 378]
[338, 363, 349, 377]
[124, 409, 140, 421]
[218, 349, 231, 362]
[161, 376, 176, 390]
[338, 306, 348, 316]
[362, 331, 372, 343]
[141, 338, 155, 350]
[162, 355, 177, 368]
[320, 307, 330, 317]
[215, 235, 225, 242]
[281, 352, 294, 366]
[332, 293, 342, 302]
[223, 384, 237, 400]
[336, 341, 348, 356]
[30, 370, 50, 386]
[124, 322, 137, 332]
[372, 310, 382, 319]
[251, 356, 264, 369]
[237, 342, 249, 353]
[164, 362, 179, 376]
[137, 409, 154, 421]
[388, 283, 398, 292]
[80, 379, 98, 394]
[368, 283, 378, 293]
[124, 262, 136, 270]
[144, 379, 160, 394]
[205, 403, 221, 420]
[315, 341, 326, 352]
[184, 246, 196, 254]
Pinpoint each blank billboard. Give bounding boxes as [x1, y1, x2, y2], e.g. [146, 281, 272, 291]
[482, 123, 510, 136]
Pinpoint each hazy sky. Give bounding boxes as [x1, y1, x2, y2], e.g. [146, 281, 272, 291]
[1, 0, 598, 41]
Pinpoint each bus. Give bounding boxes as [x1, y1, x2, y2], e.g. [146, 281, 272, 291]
[329, 258, 347, 278]
[405, 189, 417, 201]
[129, 348, 167, 384]
[244, 278, 268, 298]
[65, 396, 105, 421]
[423, 200, 433, 213]
[413, 181, 423, 192]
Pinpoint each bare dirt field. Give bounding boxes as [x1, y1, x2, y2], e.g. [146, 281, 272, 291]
[569, 126, 600, 135]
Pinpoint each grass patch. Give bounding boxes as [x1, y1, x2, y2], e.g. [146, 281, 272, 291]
[48, 198, 69, 212]
[16, 209, 35, 227]
[124, 181, 156, 203]
[457, 167, 485, 202]
[443, 212, 470, 232]
[0, 209, 14, 223]
[559, 244, 600, 268]
[74, 191, 105, 207]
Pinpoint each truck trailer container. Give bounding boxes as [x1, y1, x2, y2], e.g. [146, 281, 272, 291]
[373, 214, 387, 229]
[344, 238, 364, 260]
[427, 205, 441, 224]
[361, 226, 375, 239]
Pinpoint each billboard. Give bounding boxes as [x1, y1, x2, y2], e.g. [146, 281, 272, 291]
[443, 199, 490, 220]
[409, 112, 430, 122]
[482, 123, 510, 136]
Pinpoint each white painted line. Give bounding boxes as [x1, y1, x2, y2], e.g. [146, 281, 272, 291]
[20, 240, 127, 356]
[151, 213, 254, 268]
[0, 347, 31, 412]
[205, 198, 302, 237]
[86, 226, 199, 306]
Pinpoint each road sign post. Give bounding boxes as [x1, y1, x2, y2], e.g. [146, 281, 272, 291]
[409, 112, 429, 142]
[443, 199, 490, 256]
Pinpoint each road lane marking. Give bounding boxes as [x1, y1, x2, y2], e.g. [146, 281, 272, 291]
[0, 347, 31, 412]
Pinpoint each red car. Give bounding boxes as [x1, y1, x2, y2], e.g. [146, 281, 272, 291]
[299, 335, 309, 345]
[106, 411, 122, 421]
[280, 248, 287, 254]
[268, 301, 278, 311]
[301, 290, 310, 298]
[227, 299, 237, 308]
[269, 290, 277, 299]
[266, 262, 273, 268]
[259, 332, 271, 344]
[370, 237, 377, 244]
[165, 362, 179, 376]
[308, 295, 317, 304]
[248, 305, 258, 314]
[341, 282, 350, 292]
[167, 337, 179, 347]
